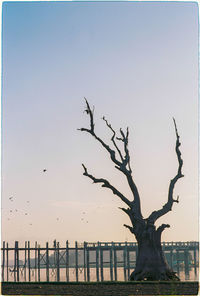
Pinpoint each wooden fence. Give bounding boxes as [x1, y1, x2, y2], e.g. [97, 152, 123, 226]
[1, 241, 199, 282]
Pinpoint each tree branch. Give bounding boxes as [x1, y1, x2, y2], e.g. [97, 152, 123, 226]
[147, 118, 184, 223]
[155, 224, 170, 246]
[156, 224, 170, 234]
[82, 164, 132, 207]
[78, 98, 121, 167]
[119, 206, 131, 216]
[119, 207, 135, 225]
[102, 116, 124, 162]
[123, 224, 135, 234]
[79, 99, 143, 219]
[116, 127, 131, 171]
[119, 206, 145, 233]
[115, 126, 142, 215]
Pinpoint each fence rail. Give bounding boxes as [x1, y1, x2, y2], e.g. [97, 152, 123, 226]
[1, 241, 199, 282]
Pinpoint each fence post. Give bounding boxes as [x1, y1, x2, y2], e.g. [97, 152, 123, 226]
[14, 241, 16, 282]
[127, 246, 130, 279]
[75, 241, 78, 282]
[15, 241, 19, 282]
[34, 242, 37, 281]
[184, 250, 189, 278]
[100, 246, 104, 282]
[66, 241, 69, 282]
[83, 242, 86, 282]
[176, 249, 180, 275]
[53, 239, 56, 273]
[2, 241, 5, 282]
[96, 242, 100, 282]
[24, 241, 27, 282]
[113, 247, 117, 281]
[28, 241, 31, 281]
[56, 242, 60, 282]
[110, 244, 113, 281]
[6, 242, 9, 281]
[46, 242, 49, 282]
[123, 242, 127, 281]
[169, 247, 173, 269]
[86, 243, 90, 282]
[17, 241, 20, 281]
[38, 244, 40, 282]
[194, 247, 197, 275]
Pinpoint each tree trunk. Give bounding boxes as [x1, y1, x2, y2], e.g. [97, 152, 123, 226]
[130, 224, 179, 281]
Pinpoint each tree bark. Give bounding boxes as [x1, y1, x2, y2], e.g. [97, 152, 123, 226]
[130, 223, 179, 281]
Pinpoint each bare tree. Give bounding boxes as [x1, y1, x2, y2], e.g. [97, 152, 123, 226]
[78, 98, 183, 281]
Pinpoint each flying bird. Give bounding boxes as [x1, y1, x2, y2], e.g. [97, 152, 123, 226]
[43, 169, 47, 172]
[9, 197, 13, 201]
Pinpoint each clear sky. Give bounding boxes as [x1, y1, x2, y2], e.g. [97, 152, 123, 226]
[2, 1, 198, 246]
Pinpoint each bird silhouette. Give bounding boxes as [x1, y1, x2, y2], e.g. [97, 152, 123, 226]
[43, 169, 47, 172]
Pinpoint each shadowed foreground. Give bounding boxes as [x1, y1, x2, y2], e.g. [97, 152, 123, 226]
[2, 281, 199, 295]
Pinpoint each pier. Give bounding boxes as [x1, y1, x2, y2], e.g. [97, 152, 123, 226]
[1, 241, 199, 282]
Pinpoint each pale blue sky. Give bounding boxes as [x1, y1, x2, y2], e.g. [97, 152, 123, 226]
[2, 1, 198, 245]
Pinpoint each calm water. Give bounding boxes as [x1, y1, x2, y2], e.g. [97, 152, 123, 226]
[4, 266, 199, 282]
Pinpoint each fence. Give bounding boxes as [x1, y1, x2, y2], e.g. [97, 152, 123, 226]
[1, 241, 199, 282]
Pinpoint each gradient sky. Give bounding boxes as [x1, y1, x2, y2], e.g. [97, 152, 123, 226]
[2, 1, 198, 247]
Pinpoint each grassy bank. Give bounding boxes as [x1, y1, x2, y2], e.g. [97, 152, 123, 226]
[1, 281, 199, 295]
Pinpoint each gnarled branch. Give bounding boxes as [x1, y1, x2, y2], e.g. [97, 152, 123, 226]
[82, 164, 132, 207]
[116, 127, 131, 171]
[147, 118, 184, 224]
[102, 116, 124, 162]
[155, 224, 170, 245]
[78, 98, 121, 167]
[79, 99, 143, 218]
[157, 224, 170, 234]
[124, 224, 135, 234]
[119, 206, 136, 226]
